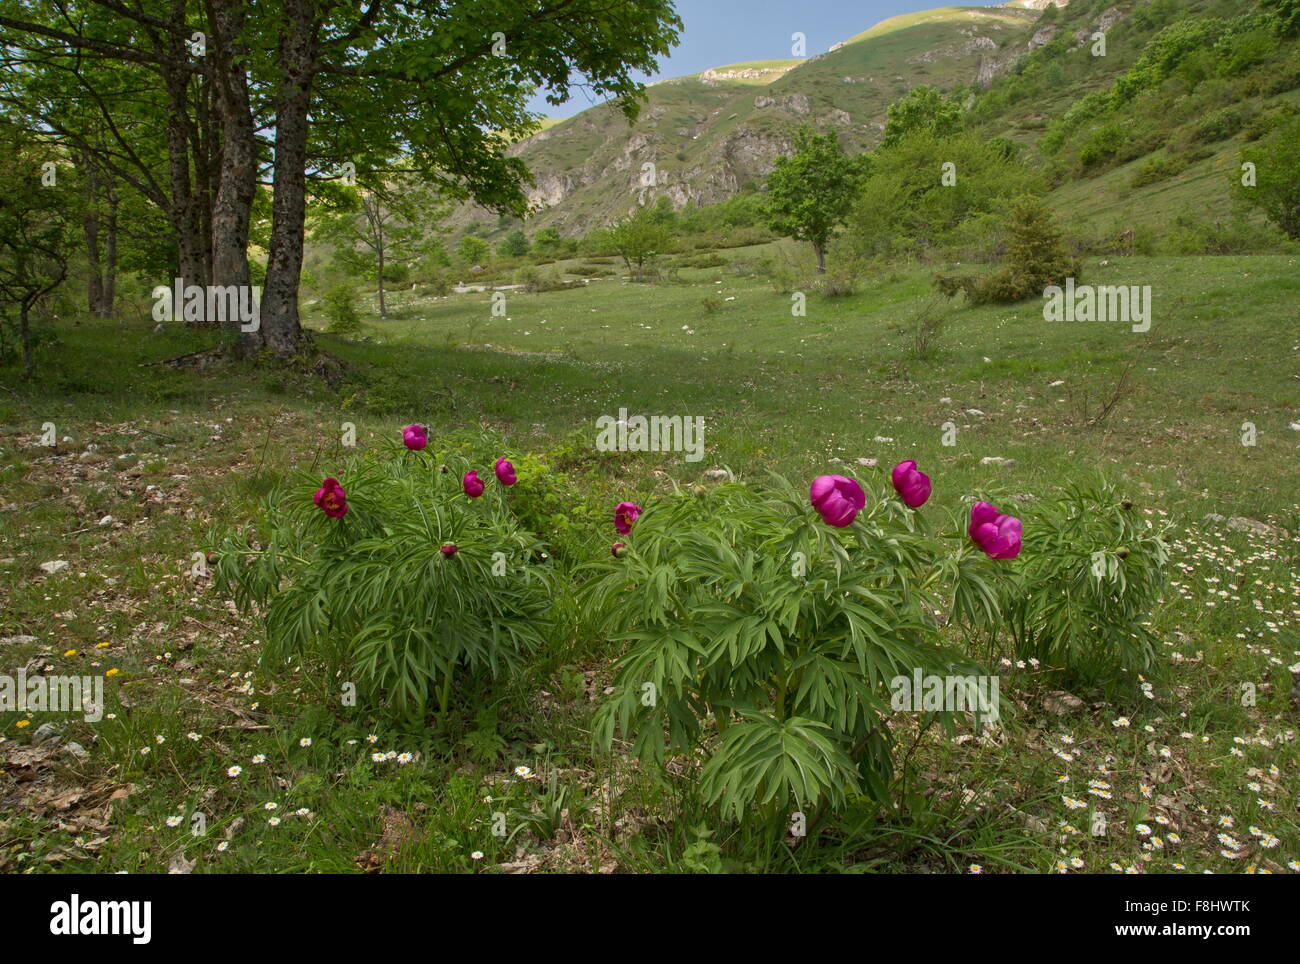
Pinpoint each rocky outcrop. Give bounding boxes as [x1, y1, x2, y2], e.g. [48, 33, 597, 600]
[700, 65, 794, 84]
[753, 93, 811, 113]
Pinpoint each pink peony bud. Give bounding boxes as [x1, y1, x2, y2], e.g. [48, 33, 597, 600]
[494, 457, 517, 486]
[439, 544, 457, 558]
[809, 475, 865, 528]
[402, 424, 428, 451]
[968, 501, 1022, 559]
[611, 543, 627, 558]
[890, 460, 932, 508]
[462, 471, 485, 498]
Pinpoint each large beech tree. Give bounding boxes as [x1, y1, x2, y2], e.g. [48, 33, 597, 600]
[0, 0, 682, 356]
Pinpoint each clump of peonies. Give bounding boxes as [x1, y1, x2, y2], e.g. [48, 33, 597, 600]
[969, 501, 1022, 559]
[313, 477, 348, 518]
[614, 502, 642, 535]
[494, 457, 517, 486]
[890, 460, 931, 508]
[809, 475, 865, 528]
[463, 470, 485, 498]
[402, 424, 428, 451]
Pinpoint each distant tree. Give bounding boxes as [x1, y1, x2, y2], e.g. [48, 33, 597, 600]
[1235, 118, 1300, 239]
[647, 194, 677, 226]
[934, 196, 1079, 305]
[457, 235, 492, 267]
[1260, 0, 1300, 37]
[605, 207, 675, 280]
[496, 229, 529, 258]
[532, 227, 562, 255]
[881, 86, 964, 148]
[0, 125, 77, 376]
[316, 172, 446, 318]
[762, 128, 868, 273]
[848, 132, 1042, 259]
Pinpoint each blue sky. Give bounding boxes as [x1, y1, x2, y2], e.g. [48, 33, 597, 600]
[526, 0, 1010, 118]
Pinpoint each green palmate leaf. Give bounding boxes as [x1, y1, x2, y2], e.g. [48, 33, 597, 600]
[699, 714, 861, 820]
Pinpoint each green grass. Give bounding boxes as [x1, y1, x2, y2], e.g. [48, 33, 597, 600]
[1, 251, 1297, 873]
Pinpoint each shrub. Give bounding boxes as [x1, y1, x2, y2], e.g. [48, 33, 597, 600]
[211, 438, 555, 715]
[1007, 483, 1169, 678]
[1234, 117, 1300, 239]
[1129, 155, 1184, 187]
[1191, 106, 1245, 144]
[323, 283, 362, 334]
[934, 197, 1080, 305]
[582, 474, 979, 824]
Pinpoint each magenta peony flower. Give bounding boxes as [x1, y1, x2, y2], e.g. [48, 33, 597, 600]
[614, 501, 642, 535]
[402, 424, 428, 450]
[890, 460, 932, 508]
[313, 477, 348, 519]
[494, 457, 517, 486]
[439, 544, 457, 558]
[809, 475, 865, 528]
[462, 471, 485, 498]
[969, 501, 1022, 559]
[611, 543, 627, 558]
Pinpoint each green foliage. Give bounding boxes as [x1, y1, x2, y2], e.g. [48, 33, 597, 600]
[1260, 0, 1300, 38]
[211, 439, 555, 715]
[456, 235, 491, 266]
[602, 206, 676, 280]
[848, 132, 1043, 259]
[496, 229, 529, 257]
[0, 123, 77, 375]
[323, 283, 362, 334]
[763, 128, 868, 272]
[1234, 117, 1300, 238]
[934, 197, 1080, 305]
[1001, 483, 1170, 679]
[582, 474, 978, 823]
[881, 85, 963, 148]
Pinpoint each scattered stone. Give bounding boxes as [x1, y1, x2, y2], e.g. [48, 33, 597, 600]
[65, 742, 88, 759]
[855, 458, 878, 467]
[1044, 691, 1085, 715]
[1290, 422, 1300, 432]
[1203, 513, 1226, 524]
[1048, 380, 1065, 387]
[873, 435, 894, 443]
[32, 722, 62, 744]
[98, 515, 113, 526]
[702, 468, 732, 482]
[980, 457, 1017, 467]
[965, 408, 985, 416]
[0, 635, 38, 646]
[38, 560, 70, 575]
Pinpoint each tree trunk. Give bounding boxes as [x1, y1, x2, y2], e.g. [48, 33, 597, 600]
[102, 186, 117, 318]
[165, 69, 209, 316]
[253, 0, 320, 356]
[376, 245, 386, 318]
[207, 0, 258, 339]
[813, 240, 826, 274]
[82, 160, 103, 316]
[19, 302, 32, 378]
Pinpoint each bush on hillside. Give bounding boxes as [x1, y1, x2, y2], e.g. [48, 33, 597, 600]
[933, 197, 1080, 305]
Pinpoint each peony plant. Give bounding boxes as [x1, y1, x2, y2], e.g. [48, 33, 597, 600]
[582, 471, 981, 824]
[211, 429, 554, 716]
